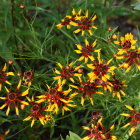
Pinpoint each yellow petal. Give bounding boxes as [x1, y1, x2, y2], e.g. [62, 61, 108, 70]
[76, 44, 82, 50]
[85, 39, 89, 46]
[56, 24, 63, 29]
[81, 96, 84, 106]
[120, 113, 130, 117]
[91, 15, 97, 21]
[15, 106, 19, 115]
[82, 30, 85, 36]
[17, 80, 21, 90]
[88, 55, 95, 61]
[74, 28, 81, 34]
[122, 123, 131, 128]
[88, 30, 93, 35]
[85, 57, 88, 63]
[125, 105, 134, 111]
[5, 86, 10, 93]
[6, 106, 10, 116]
[0, 103, 8, 109]
[75, 50, 82, 53]
[31, 119, 35, 127]
[6, 72, 14, 76]
[82, 126, 90, 130]
[57, 62, 63, 69]
[53, 76, 61, 80]
[129, 127, 136, 136]
[78, 56, 84, 61]
[2, 63, 7, 72]
[21, 88, 29, 96]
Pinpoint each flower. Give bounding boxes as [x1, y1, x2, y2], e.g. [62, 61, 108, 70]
[0, 129, 10, 140]
[108, 75, 127, 101]
[87, 54, 116, 81]
[0, 63, 14, 91]
[53, 62, 81, 85]
[114, 33, 137, 55]
[94, 78, 112, 92]
[56, 9, 81, 29]
[0, 80, 29, 116]
[23, 96, 50, 127]
[115, 49, 140, 72]
[82, 118, 116, 140]
[36, 84, 76, 115]
[121, 105, 140, 136]
[70, 79, 103, 106]
[71, 10, 97, 36]
[75, 39, 100, 63]
[23, 70, 34, 87]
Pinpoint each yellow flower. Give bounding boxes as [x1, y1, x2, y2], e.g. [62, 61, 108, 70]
[71, 10, 97, 36]
[114, 33, 137, 55]
[115, 49, 140, 72]
[87, 53, 116, 81]
[53, 62, 82, 85]
[70, 78, 103, 106]
[56, 9, 81, 29]
[75, 39, 100, 63]
[0, 80, 29, 116]
[37, 84, 76, 115]
[121, 105, 140, 136]
[0, 63, 14, 91]
[108, 75, 127, 101]
[23, 96, 50, 127]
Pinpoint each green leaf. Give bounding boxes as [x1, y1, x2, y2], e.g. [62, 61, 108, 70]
[131, 2, 140, 10]
[69, 131, 81, 140]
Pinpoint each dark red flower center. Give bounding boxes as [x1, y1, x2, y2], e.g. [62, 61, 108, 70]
[134, 113, 140, 121]
[129, 52, 138, 58]
[84, 85, 91, 92]
[49, 88, 57, 95]
[94, 63, 108, 76]
[79, 18, 91, 30]
[63, 17, 71, 25]
[123, 41, 131, 49]
[8, 93, 16, 101]
[61, 66, 74, 79]
[32, 104, 40, 112]
[81, 46, 93, 57]
[109, 79, 122, 92]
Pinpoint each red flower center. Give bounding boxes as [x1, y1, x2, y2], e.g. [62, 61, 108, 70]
[79, 18, 91, 30]
[61, 66, 74, 79]
[81, 46, 93, 57]
[94, 63, 108, 76]
[8, 93, 16, 101]
[84, 85, 91, 92]
[63, 17, 71, 25]
[134, 113, 140, 121]
[32, 104, 40, 112]
[49, 88, 57, 95]
[123, 41, 131, 49]
[129, 52, 138, 58]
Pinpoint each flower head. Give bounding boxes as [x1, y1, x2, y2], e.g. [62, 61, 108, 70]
[115, 49, 140, 72]
[0, 80, 29, 116]
[121, 105, 140, 136]
[108, 75, 127, 101]
[23, 96, 50, 127]
[23, 70, 34, 87]
[70, 79, 103, 106]
[53, 62, 81, 84]
[82, 118, 116, 140]
[71, 10, 97, 36]
[75, 39, 100, 63]
[56, 9, 81, 29]
[0, 63, 14, 91]
[114, 33, 137, 55]
[37, 84, 76, 115]
[87, 54, 116, 81]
